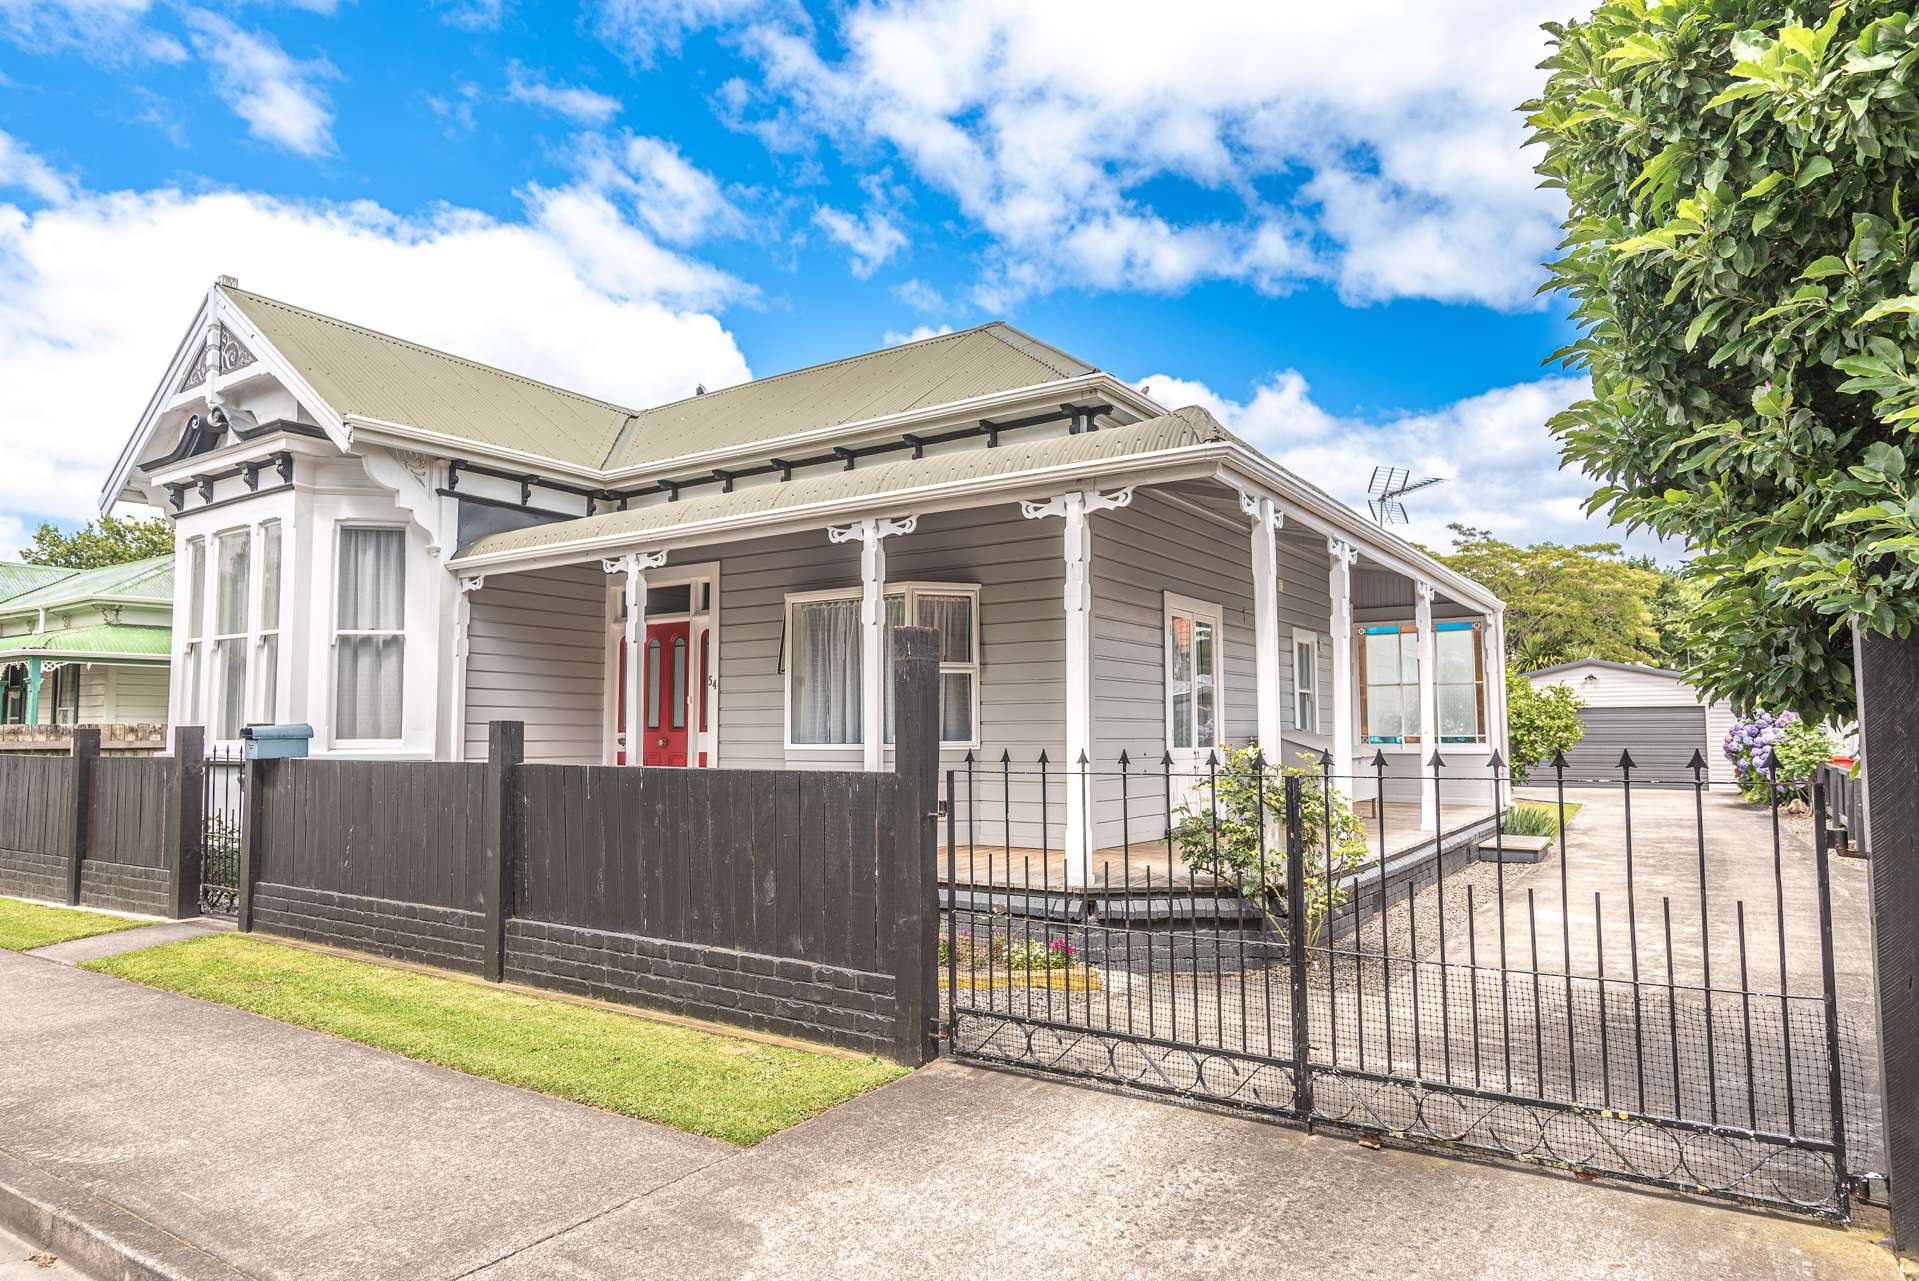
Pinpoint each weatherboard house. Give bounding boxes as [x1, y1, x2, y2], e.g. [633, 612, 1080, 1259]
[103, 280, 1511, 877]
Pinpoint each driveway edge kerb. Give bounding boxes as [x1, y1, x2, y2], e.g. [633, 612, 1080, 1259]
[0, 1147, 255, 1281]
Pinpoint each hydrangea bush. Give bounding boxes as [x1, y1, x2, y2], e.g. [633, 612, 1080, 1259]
[1723, 710, 1839, 805]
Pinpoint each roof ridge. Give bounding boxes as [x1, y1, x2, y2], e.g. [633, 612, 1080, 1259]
[222, 285, 646, 418]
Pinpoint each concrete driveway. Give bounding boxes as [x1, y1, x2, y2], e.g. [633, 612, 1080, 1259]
[0, 948, 1897, 1281]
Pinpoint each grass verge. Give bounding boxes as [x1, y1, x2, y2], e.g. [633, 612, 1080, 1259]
[1511, 799, 1583, 834]
[0, 896, 145, 952]
[84, 934, 906, 1144]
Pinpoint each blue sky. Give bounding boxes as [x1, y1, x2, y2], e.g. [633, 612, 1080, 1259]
[0, 0, 1624, 558]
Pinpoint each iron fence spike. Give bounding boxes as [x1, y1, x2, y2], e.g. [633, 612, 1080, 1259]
[1487, 749, 1505, 770]
[1370, 749, 1389, 769]
[1617, 749, 1637, 771]
[1687, 749, 1707, 772]
[1551, 750, 1568, 770]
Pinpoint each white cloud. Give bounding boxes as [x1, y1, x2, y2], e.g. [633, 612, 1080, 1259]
[0, 514, 27, 559]
[892, 277, 942, 313]
[1136, 368, 1667, 556]
[426, 81, 482, 137]
[882, 322, 950, 346]
[0, 129, 71, 203]
[504, 60, 621, 126]
[589, 0, 779, 65]
[436, 0, 507, 30]
[572, 133, 747, 245]
[813, 201, 904, 279]
[183, 10, 337, 157]
[0, 182, 753, 522]
[0, 0, 186, 63]
[719, 0, 1564, 309]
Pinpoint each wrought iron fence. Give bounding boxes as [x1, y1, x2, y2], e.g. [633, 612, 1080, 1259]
[200, 743, 244, 917]
[941, 747, 1875, 1220]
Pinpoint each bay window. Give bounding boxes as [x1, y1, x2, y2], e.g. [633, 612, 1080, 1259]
[211, 528, 250, 740]
[335, 526, 406, 742]
[256, 522, 281, 722]
[785, 583, 980, 748]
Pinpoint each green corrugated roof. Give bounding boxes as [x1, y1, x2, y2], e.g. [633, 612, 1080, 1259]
[0, 556, 174, 614]
[219, 285, 1095, 472]
[0, 622, 171, 660]
[455, 407, 1229, 562]
[0, 563, 77, 604]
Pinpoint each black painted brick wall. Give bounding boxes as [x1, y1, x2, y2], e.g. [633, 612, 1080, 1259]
[253, 882, 486, 974]
[77, 860, 167, 916]
[0, 846, 63, 903]
[504, 918, 898, 1057]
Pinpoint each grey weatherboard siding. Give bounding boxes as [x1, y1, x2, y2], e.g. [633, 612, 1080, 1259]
[461, 482, 1349, 848]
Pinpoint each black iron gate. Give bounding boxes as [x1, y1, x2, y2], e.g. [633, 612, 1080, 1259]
[941, 750, 1872, 1220]
[200, 743, 244, 917]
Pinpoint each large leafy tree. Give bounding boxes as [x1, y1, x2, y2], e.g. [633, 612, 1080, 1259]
[1529, 1, 1919, 721]
[1435, 524, 1667, 669]
[19, 516, 174, 569]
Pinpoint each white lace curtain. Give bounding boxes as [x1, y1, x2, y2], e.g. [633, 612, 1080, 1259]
[790, 597, 860, 745]
[335, 528, 405, 740]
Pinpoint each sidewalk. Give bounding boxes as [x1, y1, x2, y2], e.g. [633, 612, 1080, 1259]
[0, 947, 1898, 1281]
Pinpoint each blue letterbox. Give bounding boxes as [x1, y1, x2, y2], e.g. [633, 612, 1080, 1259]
[241, 723, 314, 760]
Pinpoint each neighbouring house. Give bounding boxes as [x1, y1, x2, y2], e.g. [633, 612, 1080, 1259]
[101, 279, 1510, 880]
[0, 556, 172, 739]
[1527, 659, 1737, 788]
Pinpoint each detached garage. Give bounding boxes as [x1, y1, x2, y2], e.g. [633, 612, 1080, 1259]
[1527, 660, 1737, 789]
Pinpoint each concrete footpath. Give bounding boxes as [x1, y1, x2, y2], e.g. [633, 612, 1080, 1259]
[0, 948, 1898, 1281]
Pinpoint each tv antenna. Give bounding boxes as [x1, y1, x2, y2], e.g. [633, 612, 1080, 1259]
[1366, 466, 1445, 527]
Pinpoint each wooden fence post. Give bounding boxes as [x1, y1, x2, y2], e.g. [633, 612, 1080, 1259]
[889, 626, 940, 1066]
[1856, 624, 1919, 1249]
[63, 726, 99, 906]
[482, 720, 524, 983]
[166, 726, 206, 919]
[236, 755, 264, 932]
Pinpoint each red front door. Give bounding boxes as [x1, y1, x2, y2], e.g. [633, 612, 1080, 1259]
[638, 621, 691, 766]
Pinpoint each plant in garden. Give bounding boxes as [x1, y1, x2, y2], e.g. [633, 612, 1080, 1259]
[1504, 671, 1586, 785]
[1501, 804, 1563, 839]
[1529, 3, 1919, 721]
[1724, 708, 1840, 802]
[939, 923, 1077, 972]
[1170, 745, 1368, 948]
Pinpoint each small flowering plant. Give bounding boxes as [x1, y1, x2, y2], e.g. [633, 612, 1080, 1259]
[1724, 709, 1838, 805]
[938, 925, 1078, 972]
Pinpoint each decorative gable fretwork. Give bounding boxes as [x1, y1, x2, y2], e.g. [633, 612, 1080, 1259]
[177, 324, 259, 393]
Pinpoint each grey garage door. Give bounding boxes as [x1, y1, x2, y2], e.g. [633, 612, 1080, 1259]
[1560, 705, 1706, 787]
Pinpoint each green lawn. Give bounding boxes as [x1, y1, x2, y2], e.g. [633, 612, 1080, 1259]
[1515, 799, 1584, 830]
[0, 896, 146, 952]
[85, 934, 907, 1145]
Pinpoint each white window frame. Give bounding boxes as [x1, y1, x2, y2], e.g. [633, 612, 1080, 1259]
[782, 581, 982, 751]
[255, 519, 281, 724]
[208, 524, 252, 745]
[1292, 627, 1319, 735]
[1162, 592, 1225, 757]
[1358, 621, 1422, 745]
[181, 536, 205, 726]
[1433, 619, 1489, 745]
[330, 522, 408, 748]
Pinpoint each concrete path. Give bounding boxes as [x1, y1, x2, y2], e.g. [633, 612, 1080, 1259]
[0, 1221, 88, 1281]
[27, 920, 222, 966]
[0, 948, 1896, 1281]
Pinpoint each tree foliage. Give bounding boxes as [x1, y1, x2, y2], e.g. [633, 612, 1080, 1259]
[1435, 524, 1668, 669]
[1505, 671, 1589, 785]
[1529, 2, 1919, 720]
[19, 516, 173, 569]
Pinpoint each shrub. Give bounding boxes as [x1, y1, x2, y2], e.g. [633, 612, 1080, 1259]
[1505, 671, 1585, 785]
[1724, 710, 1839, 805]
[1501, 804, 1560, 839]
[1170, 745, 1368, 948]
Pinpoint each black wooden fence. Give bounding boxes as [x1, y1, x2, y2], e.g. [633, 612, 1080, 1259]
[0, 632, 944, 1065]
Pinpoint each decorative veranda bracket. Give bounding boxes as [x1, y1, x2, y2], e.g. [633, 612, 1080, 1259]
[1017, 487, 1133, 521]
[826, 515, 918, 544]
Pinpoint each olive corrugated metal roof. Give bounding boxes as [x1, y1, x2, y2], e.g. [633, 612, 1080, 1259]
[604, 324, 1092, 469]
[0, 622, 171, 659]
[0, 556, 175, 614]
[222, 286, 637, 470]
[456, 406, 1228, 562]
[220, 286, 1095, 472]
[0, 563, 77, 604]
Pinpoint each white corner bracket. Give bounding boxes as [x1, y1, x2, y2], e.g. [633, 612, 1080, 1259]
[826, 516, 918, 771]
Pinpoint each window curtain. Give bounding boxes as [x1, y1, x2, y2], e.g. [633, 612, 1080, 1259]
[791, 597, 861, 744]
[335, 528, 405, 740]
